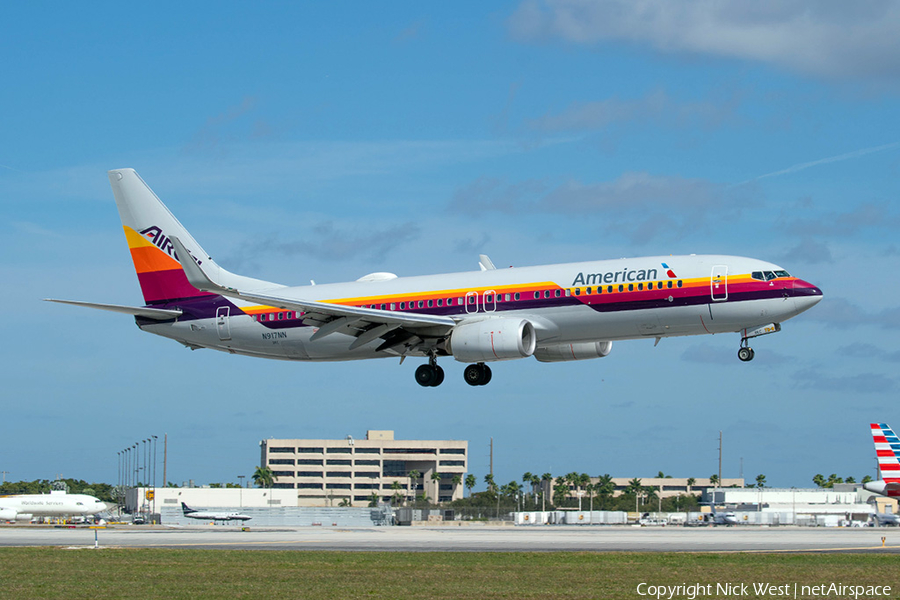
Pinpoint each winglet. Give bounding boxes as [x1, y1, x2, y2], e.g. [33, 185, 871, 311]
[170, 236, 234, 295]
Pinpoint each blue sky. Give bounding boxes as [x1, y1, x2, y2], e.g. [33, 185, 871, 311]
[3, 1, 899, 490]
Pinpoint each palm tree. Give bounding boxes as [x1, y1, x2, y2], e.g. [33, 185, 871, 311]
[451, 474, 462, 499]
[465, 474, 476, 498]
[812, 474, 825, 488]
[626, 477, 643, 494]
[522, 472, 534, 504]
[367, 492, 379, 507]
[252, 466, 274, 489]
[709, 474, 719, 487]
[408, 470, 420, 503]
[755, 474, 766, 488]
[390, 480, 404, 505]
[861, 475, 873, 484]
[686, 477, 696, 494]
[597, 474, 615, 509]
[845, 476, 856, 484]
[483, 473, 497, 495]
[430, 472, 442, 504]
[541, 473, 552, 510]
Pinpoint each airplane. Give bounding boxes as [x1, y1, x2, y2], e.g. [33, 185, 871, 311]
[863, 423, 900, 498]
[46, 169, 823, 387]
[181, 502, 251, 523]
[871, 510, 900, 527]
[0, 490, 109, 521]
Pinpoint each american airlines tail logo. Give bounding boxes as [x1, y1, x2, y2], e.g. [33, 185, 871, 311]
[140, 226, 203, 266]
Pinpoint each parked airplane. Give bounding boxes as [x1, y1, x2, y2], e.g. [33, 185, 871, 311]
[181, 502, 251, 523]
[0, 490, 109, 521]
[47, 169, 823, 387]
[863, 423, 900, 498]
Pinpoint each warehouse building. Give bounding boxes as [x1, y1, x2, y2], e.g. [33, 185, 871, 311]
[260, 430, 467, 507]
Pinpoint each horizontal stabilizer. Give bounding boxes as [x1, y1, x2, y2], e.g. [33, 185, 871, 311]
[45, 299, 182, 320]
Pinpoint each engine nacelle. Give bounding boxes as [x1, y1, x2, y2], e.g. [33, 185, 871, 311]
[533, 341, 612, 363]
[0, 508, 19, 521]
[449, 318, 536, 363]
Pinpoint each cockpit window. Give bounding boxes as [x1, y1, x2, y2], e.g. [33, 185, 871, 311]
[764, 271, 777, 281]
[774, 270, 790, 278]
[751, 271, 765, 281]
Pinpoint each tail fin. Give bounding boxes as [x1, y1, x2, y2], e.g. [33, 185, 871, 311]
[109, 169, 218, 305]
[109, 169, 279, 305]
[872, 423, 900, 481]
[181, 502, 196, 514]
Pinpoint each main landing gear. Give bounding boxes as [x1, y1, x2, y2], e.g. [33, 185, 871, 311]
[414, 360, 493, 387]
[463, 363, 492, 387]
[415, 356, 445, 387]
[738, 339, 755, 362]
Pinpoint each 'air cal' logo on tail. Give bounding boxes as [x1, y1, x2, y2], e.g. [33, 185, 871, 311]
[140, 226, 202, 266]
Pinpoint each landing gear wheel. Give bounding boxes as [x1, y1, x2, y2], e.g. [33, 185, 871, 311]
[415, 364, 445, 387]
[463, 363, 492, 386]
[432, 365, 445, 386]
[738, 347, 754, 362]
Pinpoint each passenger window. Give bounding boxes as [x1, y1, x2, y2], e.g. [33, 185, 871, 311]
[544, 290, 550, 299]
[427, 299, 433, 308]
[565, 289, 571, 297]
[637, 283, 643, 291]
[485, 294, 493, 303]
[418, 300, 424, 308]
[437, 299, 443, 307]
[607, 285, 613, 293]
[534, 291, 540, 300]
[399, 302, 406, 309]
[554, 289, 561, 298]
[505, 294, 511, 301]
[574, 288, 580, 296]
[390, 303, 396, 310]
[618, 285, 624, 292]
[586, 287, 592, 295]
[628, 284, 634, 291]
[677, 280, 683, 288]
[667, 281, 673, 289]
[514, 292, 520, 301]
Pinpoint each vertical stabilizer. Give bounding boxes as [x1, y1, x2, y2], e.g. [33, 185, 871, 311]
[109, 169, 216, 305]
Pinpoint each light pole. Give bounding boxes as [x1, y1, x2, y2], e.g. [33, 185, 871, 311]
[237, 475, 245, 508]
[151, 435, 158, 518]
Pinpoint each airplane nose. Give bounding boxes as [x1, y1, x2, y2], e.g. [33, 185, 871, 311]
[791, 279, 823, 314]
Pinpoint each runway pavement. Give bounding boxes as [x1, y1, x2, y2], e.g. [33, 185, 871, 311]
[1, 524, 898, 553]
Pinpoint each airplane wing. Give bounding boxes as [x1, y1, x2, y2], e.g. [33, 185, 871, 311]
[170, 237, 456, 352]
[45, 299, 183, 320]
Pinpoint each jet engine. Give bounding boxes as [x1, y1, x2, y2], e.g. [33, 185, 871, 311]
[533, 341, 612, 362]
[449, 318, 536, 363]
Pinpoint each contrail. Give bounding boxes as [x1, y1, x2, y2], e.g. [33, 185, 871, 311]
[732, 141, 900, 187]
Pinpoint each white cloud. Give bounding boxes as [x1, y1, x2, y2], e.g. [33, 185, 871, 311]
[509, 0, 900, 84]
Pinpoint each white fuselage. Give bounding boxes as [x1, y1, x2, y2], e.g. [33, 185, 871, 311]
[140, 254, 821, 362]
[0, 492, 108, 520]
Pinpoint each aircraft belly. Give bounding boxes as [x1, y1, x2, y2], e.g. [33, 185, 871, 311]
[708, 297, 791, 331]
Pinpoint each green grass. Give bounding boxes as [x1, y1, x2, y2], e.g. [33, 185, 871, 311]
[0, 549, 897, 599]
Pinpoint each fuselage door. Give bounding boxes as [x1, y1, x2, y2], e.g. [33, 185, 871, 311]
[711, 265, 728, 301]
[216, 306, 232, 340]
[465, 291, 479, 314]
[483, 290, 497, 312]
